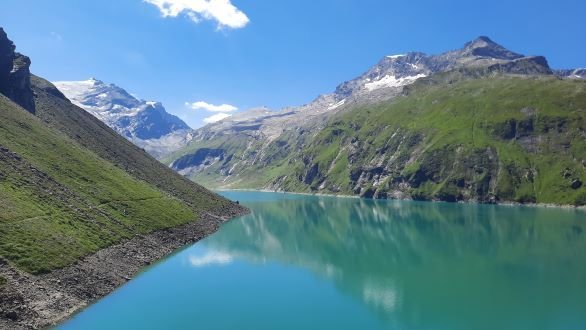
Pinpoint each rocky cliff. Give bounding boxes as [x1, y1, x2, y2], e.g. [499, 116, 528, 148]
[0, 28, 35, 114]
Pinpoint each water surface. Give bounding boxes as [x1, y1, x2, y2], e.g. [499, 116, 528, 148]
[60, 191, 586, 330]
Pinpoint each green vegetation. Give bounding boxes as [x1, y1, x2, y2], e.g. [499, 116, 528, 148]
[0, 276, 6, 286]
[289, 76, 586, 204]
[31, 76, 233, 213]
[181, 75, 586, 205]
[0, 87, 237, 274]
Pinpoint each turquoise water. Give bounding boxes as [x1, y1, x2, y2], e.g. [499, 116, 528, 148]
[59, 191, 586, 330]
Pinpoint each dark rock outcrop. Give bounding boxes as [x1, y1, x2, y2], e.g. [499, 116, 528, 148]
[0, 28, 35, 114]
[0, 29, 15, 92]
[171, 148, 226, 171]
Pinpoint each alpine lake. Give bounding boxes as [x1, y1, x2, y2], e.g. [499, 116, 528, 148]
[59, 191, 586, 330]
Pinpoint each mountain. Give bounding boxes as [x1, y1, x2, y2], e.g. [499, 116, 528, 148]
[171, 37, 552, 148]
[166, 37, 586, 206]
[555, 68, 586, 79]
[0, 28, 246, 329]
[53, 79, 194, 159]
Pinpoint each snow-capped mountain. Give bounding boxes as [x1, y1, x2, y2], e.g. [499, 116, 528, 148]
[330, 36, 549, 106]
[53, 78, 193, 158]
[555, 68, 586, 79]
[167, 36, 576, 183]
[186, 36, 553, 143]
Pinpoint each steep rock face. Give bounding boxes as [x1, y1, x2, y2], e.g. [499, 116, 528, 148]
[0, 28, 16, 94]
[53, 78, 193, 158]
[0, 28, 35, 114]
[171, 148, 226, 174]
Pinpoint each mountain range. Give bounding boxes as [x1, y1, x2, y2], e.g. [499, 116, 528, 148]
[53, 79, 194, 159]
[162, 36, 586, 206]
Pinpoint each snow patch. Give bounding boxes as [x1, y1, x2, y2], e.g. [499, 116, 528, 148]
[327, 99, 346, 111]
[364, 74, 427, 91]
[386, 54, 405, 59]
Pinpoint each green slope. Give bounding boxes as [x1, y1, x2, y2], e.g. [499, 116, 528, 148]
[31, 75, 233, 213]
[284, 76, 586, 204]
[182, 75, 586, 206]
[0, 91, 232, 274]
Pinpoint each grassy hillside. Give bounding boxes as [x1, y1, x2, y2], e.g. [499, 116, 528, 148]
[31, 76, 233, 213]
[0, 95, 210, 273]
[181, 75, 586, 206]
[282, 76, 586, 205]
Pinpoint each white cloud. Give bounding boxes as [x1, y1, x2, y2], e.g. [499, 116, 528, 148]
[145, 0, 250, 29]
[49, 32, 63, 41]
[186, 101, 238, 112]
[203, 113, 232, 123]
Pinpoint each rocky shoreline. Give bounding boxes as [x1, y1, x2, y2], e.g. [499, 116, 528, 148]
[0, 205, 248, 330]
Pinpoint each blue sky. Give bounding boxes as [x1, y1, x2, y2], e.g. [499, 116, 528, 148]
[1, 0, 585, 128]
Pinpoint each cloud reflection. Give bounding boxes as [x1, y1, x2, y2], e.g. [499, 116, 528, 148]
[188, 251, 233, 268]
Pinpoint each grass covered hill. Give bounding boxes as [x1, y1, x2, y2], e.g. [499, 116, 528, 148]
[31, 75, 231, 213]
[182, 74, 586, 206]
[279, 75, 586, 205]
[0, 28, 243, 275]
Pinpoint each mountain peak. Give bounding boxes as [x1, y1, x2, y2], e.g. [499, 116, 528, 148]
[470, 35, 495, 44]
[53, 78, 191, 141]
[86, 77, 104, 85]
[462, 36, 523, 60]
